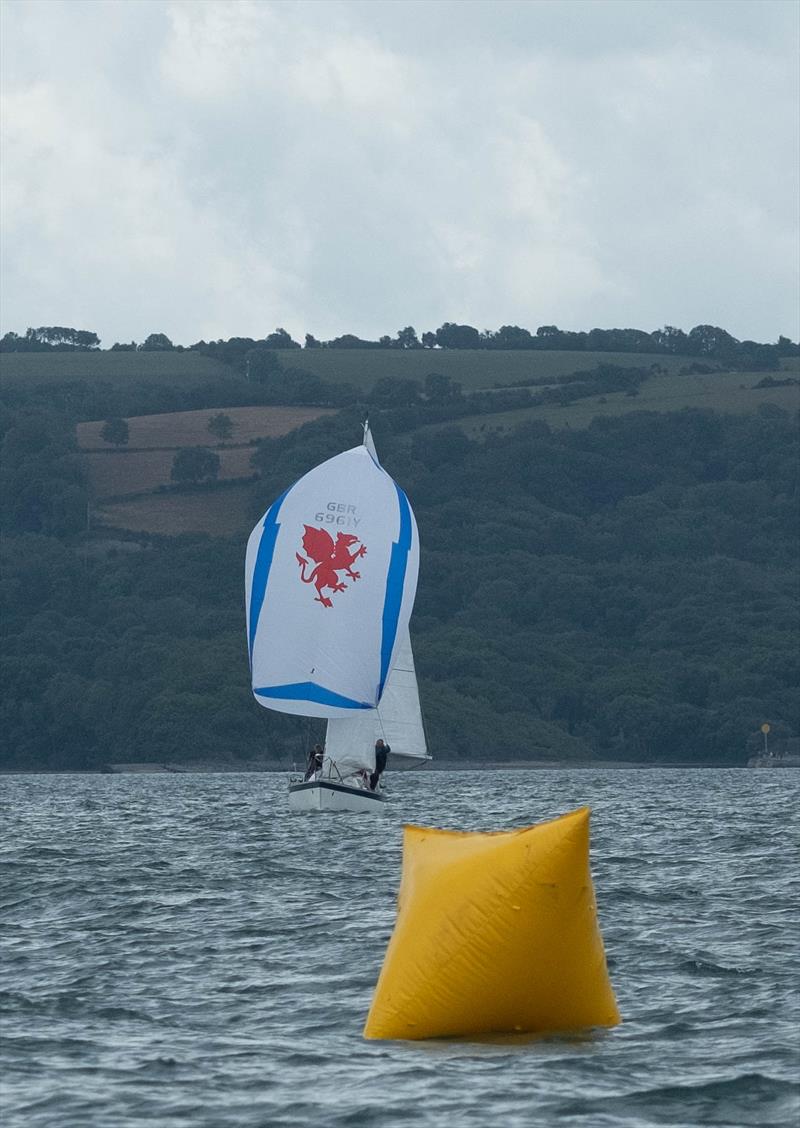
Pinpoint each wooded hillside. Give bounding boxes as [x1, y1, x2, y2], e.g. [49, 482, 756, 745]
[1, 327, 797, 770]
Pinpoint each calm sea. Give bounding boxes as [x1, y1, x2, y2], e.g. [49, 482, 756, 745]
[1, 769, 798, 1128]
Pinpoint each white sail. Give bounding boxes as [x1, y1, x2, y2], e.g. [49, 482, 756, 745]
[323, 626, 428, 777]
[370, 627, 428, 763]
[245, 430, 419, 720]
[321, 716, 376, 779]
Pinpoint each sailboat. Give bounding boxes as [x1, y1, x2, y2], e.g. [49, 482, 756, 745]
[245, 424, 429, 812]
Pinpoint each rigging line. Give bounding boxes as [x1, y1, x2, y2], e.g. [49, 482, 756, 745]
[255, 704, 282, 767]
[299, 717, 311, 761]
[414, 659, 433, 762]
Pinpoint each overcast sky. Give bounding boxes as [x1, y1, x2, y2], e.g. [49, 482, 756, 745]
[1, 0, 798, 347]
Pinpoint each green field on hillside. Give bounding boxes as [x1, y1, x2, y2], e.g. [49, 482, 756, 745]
[0, 347, 688, 392]
[447, 368, 800, 436]
[269, 348, 692, 390]
[96, 483, 253, 537]
[0, 350, 231, 386]
[3, 347, 797, 397]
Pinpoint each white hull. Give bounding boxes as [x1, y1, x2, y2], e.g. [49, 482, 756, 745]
[288, 778, 385, 813]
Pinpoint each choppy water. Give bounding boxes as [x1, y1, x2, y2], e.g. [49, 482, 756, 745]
[1, 769, 798, 1128]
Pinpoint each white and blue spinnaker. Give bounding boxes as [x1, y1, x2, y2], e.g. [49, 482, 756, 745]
[245, 428, 420, 739]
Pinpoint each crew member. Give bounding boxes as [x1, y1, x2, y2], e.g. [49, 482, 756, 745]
[370, 738, 389, 791]
[304, 743, 324, 780]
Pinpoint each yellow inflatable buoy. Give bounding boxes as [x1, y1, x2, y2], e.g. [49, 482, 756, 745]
[364, 807, 620, 1040]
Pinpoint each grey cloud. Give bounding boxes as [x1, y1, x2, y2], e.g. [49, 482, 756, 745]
[1, 0, 797, 346]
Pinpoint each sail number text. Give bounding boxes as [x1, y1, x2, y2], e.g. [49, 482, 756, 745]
[314, 502, 361, 528]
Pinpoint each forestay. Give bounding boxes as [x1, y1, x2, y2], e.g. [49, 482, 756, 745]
[245, 434, 419, 721]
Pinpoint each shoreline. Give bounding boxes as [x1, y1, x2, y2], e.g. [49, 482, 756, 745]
[1, 758, 775, 775]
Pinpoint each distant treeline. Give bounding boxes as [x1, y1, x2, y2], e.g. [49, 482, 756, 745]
[3, 322, 798, 371]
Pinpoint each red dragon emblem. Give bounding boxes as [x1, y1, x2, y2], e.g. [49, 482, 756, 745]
[295, 525, 367, 608]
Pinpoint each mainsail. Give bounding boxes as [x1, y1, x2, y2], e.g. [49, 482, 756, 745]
[245, 425, 424, 778]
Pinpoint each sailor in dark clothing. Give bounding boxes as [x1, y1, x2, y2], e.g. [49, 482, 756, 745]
[370, 738, 389, 791]
[304, 743, 324, 780]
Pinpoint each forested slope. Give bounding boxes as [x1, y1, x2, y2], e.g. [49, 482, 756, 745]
[1, 382, 797, 769]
